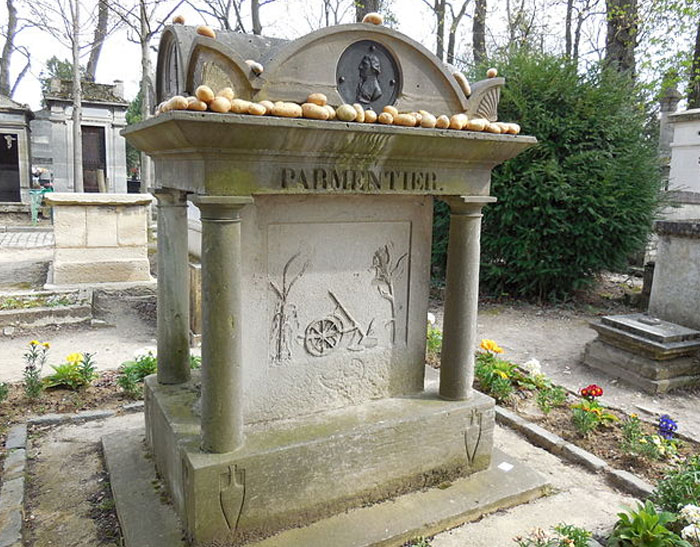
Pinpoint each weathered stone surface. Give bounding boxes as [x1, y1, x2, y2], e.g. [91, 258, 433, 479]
[583, 339, 700, 394]
[86, 207, 119, 247]
[0, 509, 22, 547]
[0, 478, 24, 510]
[518, 422, 567, 454]
[2, 450, 25, 481]
[606, 468, 654, 498]
[145, 375, 496, 544]
[52, 206, 86, 248]
[560, 443, 608, 472]
[102, 430, 186, 547]
[650, 219, 700, 330]
[117, 207, 148, 246]
[28, 409, 114, 425]
[4, 425, 26, 450]
[45, 194, 153, 206]
[53, 259, 151, 285]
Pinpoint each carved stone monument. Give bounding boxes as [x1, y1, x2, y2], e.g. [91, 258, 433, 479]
[125, 22, 538, 545]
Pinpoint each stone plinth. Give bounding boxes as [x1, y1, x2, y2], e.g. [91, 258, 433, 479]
[583, 313, 700, 393]
[144, 373, 495, 544]
[649, 220, 700, 330]
[45, 193, 153, 285]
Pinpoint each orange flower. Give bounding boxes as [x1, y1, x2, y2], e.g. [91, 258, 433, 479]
[480, 339, 504, 354]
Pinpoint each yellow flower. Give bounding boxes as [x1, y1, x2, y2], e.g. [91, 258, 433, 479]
[480, 339, 504, 354]
[630, 413, 638, 419]
[42, 342, 50, 349]
[29, 340, 40, 346]
[495, 370, 509, 380]
[66, 352, 83, 364]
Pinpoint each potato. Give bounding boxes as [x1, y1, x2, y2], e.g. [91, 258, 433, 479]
[336, 104, 357, 122]
[230, 99, 252, 113]
[435, 114, 450, 129]
[362, 12, 384, 25]
[453, 72, 471, 97]
[505, 122, 521, 135]
[245, 59, 264, 76]
[465, 118, 487, 131]
[353, 104, 365, 123]
[197, 25, 216, 39]
[272, 102, 303, 118]
[259, 100, 274, 114]
[216, 87, 235, 101]
[394, 113, 417, 127]
[449, 113, 468, 130]
[485, 122, 502, 134]
[248, 103, 267, 116]
[377, 112, 394, 125]
[364, 109, 377, 123]
[486, 67, 498, 78]
[302, 102, 330, 120]
[307, 93, 327, 107]
[420, 112, 437, 128]
[168, 95, 189, 110]
[383, 105, 398, 117]
[187, 99, 208, 111]
[412, 112, 423, 124]
[323, 105, 336, 120]
[195, 85, 215, 103]
[172, 14, 185, 24]
[209, 96, 231, 113]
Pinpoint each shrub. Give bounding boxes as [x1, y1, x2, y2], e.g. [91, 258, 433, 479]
[608, 501, 691, 546]
[535, 385, 567, 415]
[570, 398, 619, 437]
[23, 340, 49, 400]
[432, 51, 663, 299]
[117, 350, 157, 398]
[652, 457, 700, 512]
[0, 382, 8, 403]
[620, 414, 680, 461]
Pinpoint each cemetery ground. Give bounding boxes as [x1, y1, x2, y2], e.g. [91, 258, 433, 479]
[0, 239, 699, 545]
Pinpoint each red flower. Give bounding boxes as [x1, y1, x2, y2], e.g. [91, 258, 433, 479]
[580, 384, 603, 400]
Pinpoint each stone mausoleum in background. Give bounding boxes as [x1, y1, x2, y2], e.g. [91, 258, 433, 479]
[31, 78, 129, 194]
[0, 94, 34, 206]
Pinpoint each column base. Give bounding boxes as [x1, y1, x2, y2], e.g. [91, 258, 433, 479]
[144, 372, 495, 545]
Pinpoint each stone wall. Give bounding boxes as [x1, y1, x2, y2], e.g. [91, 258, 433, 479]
[45, 193, 153, 285]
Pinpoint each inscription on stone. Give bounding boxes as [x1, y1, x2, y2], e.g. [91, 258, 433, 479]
[281, 167, 442, 192]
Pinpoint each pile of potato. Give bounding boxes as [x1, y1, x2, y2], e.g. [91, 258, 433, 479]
[155, 85, 521, 135]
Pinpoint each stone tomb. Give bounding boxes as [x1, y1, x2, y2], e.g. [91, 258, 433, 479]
[124, 22, 537, 544]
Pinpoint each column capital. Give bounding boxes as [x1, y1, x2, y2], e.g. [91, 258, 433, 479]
[153, 188, 188, 207]
[441, 195, 497, 215]
[190, 195, 254, 221]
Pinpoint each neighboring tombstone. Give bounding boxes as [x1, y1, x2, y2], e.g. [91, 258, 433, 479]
[44, 193, 153, 286]
[666, 109, 700, 220]
[125, 22, 536, 544]
[0, 95, 34, 205]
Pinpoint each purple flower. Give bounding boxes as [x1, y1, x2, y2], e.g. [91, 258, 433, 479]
[659, 414, 678, 440]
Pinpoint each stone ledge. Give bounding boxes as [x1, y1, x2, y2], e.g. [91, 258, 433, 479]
[654, 219, 700, 239]
[560, 443, 608, 472]
[44, 193, 153, 207]
[4, 426, 26, 451]
[28, 409, 115, 426]
[606, 468, 655, 499]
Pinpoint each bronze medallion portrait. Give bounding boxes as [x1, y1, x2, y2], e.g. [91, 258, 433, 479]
[336, 40, 401, 112]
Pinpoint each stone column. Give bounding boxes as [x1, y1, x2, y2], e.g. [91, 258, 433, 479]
[155, 189, 191, 385]
[191, 195, 253, 454]
[439, 196, 496, 401]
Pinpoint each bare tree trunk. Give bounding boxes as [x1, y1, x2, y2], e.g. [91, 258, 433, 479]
[139, 0, 152, 193]
[0, 0, 18, 96]
[251, 0, 262, 34]
[473, 0, 486, 65]
[355, 0, 380, 22]
[70, 0, 83, 192]
[446, 1, 470, 65]
[86, 0, 109, 81]
[565, 0, 573, 57]
[605, 0, 637, 76]
[435, 0, 446, 61]
[689, 19, 700, 109]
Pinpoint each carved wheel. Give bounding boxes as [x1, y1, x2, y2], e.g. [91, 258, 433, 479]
[304, 316, 344, 356]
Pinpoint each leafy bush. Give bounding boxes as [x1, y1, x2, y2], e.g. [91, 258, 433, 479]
[535, 385, 567, 415]
[570, 399, 619, 437]
[0, 382, 8, 404]
[608, 501, 691, 546]
[652, 457, 700, 513]
[620, 414, 680, 461]
[432, 51, 663, 299]
[44, 352, 98, 390]
[117, 351, 158, 398]
[23, 340, 49, 400]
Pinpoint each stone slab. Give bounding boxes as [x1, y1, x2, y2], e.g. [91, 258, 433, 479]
[560, 443, 608, 472]
[591, 319, 700, 360]
[145, 374, 496, 544]
[4, 425, 26, 450]
[45, 193, 153, 206]
[0, 510, 21, 547]
[601, 313, 700, 344]
[249, 448, 548, 547]
[583, 339, 700, 393]
[28, 409, 115, 425]
[606, 468, 654, 499]
[0, 478, 24, 511]
[102, 430, 186, 547]
[2, 450, 25, 481]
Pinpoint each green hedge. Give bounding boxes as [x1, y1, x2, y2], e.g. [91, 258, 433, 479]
[432, 51, 663, 300]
